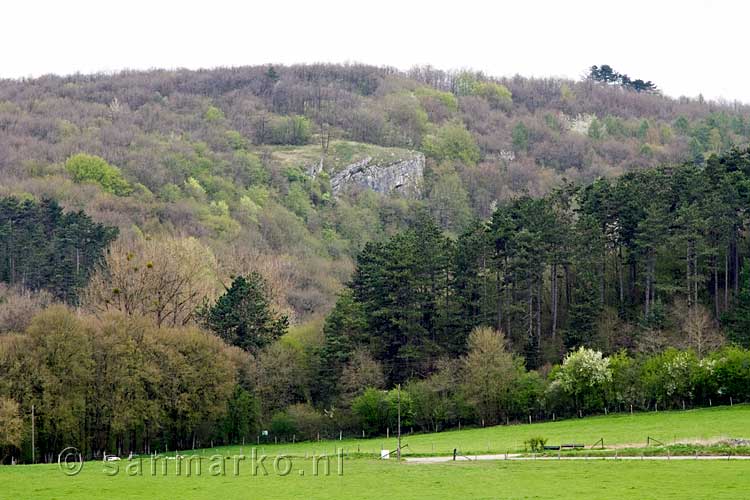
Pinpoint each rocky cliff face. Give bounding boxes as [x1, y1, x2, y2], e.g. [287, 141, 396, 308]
[328, 154, 424, 197]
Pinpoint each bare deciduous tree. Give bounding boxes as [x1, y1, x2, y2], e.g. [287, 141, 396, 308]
[679, 303, 725, 357]
[83, 236, 218, 327]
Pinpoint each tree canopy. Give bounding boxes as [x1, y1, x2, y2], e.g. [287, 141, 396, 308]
[197, 273, 289, 352]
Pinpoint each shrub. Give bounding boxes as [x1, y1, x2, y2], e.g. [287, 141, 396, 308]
[641, 348, 699, 408]
[711, 347, 750, 402]
[222, 386, 259, 443]
[423, 121, 481, 165]
[385, 388, 414, 430]
[474, 81, 512, 109]
[352, 388, 388, 436]
[606, 351, 643, 410]
[265, 115, 312, 145]
[270, 411, 297, 439]
[65, 153, 132, 195]
[524, 436, 548, 452]
[512, 370, 546, 418]
[288, 404, 330, 441]
[554, 347, 612, 413]
[0, 285, 53, 334]
[204, 105, 225, 122]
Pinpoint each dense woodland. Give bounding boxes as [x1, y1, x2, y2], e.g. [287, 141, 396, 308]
[3, 63, 750, 319]
[2, 64, 750, 463]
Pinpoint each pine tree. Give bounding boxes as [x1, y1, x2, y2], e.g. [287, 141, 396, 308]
[197, 272, 288, 352]
[722, 263, 750, 347]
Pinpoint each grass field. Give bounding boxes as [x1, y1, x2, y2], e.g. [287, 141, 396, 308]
[2, 458, 749, 499]
[195, 404, 750, 458]
[2, 405, 750, 499]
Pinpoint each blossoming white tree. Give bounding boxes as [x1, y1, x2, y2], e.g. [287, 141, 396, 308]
[554, 347, 612, 413]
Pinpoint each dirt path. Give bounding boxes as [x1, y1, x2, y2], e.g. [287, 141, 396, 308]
[404, 454, 750, 463]
[405, 454, 521, 463]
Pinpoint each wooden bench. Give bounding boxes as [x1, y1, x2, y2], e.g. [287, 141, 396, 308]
[543, 444, 585, 450]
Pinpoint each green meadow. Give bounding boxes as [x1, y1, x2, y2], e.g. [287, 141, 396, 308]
[191, 404, 750, 457]
[2, 405, 750, 499]
[2, 458, 748, 500]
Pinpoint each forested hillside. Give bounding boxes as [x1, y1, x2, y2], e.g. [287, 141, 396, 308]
[2, 64, 750, 319]
[3, 64, 750, 462]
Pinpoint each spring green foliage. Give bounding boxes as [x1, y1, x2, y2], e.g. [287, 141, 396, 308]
[462, 327, 523, 425]
[524, 436, 548, 452]
[0, 398, 22, 451]
[222, 386, 259, 443]
[453, 72, 512, 108]
[2, 64, 749, 324]
[5, 67, 750, 471]
[0, 307, 243, 461]
[64, 153, 132, 195]
[425, 163, 473, 234]
[423, 121, 481, 165]
[204, 105, 225, 122]
[414, 86, 459, 113]
[352, 388, 390, 436]
[264, 115, 313, 145]
[512, 122, 529, 150]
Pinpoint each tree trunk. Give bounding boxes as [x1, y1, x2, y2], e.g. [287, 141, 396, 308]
[551, 263, 558, 339]
[617, 247, 624, 305]
[506, 271, 513, 339]
[496, 269, 503, 331]
[734, 235, 740, 296]
[694, 251, 699, 307]
[687, 242, 692, 308]
[527, 278, 533, 341]
[644, 257, 651, 317]
[536, 277, 542, 347]
[725, 249, 729, 311]
[714, 256, 720, 319]
[600, 251, 606, 306]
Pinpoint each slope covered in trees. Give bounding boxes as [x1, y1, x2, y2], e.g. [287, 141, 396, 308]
[324, 148, 750, 380]
[2, 64, 750, 319]
[4, 65, 750, 462]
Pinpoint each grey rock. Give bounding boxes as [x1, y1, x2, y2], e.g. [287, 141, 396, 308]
[329, 153, 424, 197]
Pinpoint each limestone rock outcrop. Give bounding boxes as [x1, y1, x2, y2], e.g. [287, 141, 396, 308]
[328, 153, 424, 197]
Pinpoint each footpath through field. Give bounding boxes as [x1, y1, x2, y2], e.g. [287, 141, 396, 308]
[405, 454, 750, 463]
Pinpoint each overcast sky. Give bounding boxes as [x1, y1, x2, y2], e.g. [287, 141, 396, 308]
[4, 0, 747, 102]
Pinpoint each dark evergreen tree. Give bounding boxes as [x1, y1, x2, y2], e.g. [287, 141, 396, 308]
[197, 273, 288, 352]
[722, 264, 750, 347]
[350, 213, 453, 383]
[0, 197, 117, 302]
[314, 290, 367, 404]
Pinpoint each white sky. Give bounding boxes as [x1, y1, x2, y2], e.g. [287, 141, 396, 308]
[3, 0, 748, 102]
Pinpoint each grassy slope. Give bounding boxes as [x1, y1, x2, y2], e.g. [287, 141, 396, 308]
[269, 140, 417, 174]
[201, 404, 750, 458]
[3, 405, 750, 500]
